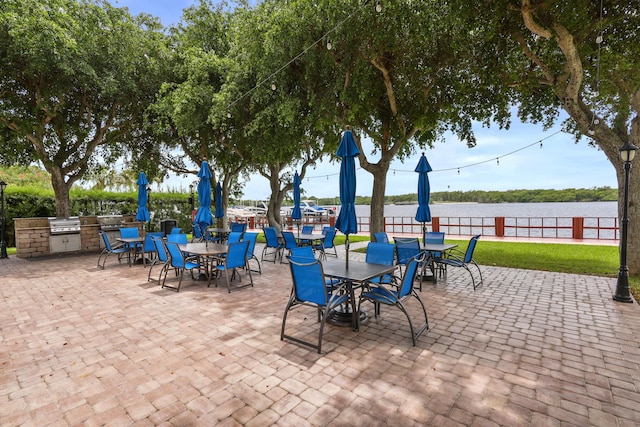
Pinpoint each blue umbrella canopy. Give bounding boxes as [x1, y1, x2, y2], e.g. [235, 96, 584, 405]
[214, 182, 224, 219]
[415, 153, 432, 224]
[291, 172, 302, 221]
[194, 160, 214, 226]
[135, 172, 150, 222]
[335, 129, 360, 237]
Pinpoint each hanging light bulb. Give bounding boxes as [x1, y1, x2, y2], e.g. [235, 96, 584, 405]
[596, 33, 603, 44]
[227, 111, 231, 118]
[376, 0, 382, 12]
[326, 39, 332, 50]
[457, 168, 460, 175]
[271, 82, 276, 91]
[496, 158, 500, 165]
[540, 142, 543, 148]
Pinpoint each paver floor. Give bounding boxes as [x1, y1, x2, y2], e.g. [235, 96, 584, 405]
[1, 243, 640, 426]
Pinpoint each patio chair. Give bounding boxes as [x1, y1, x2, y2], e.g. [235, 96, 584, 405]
[211, 240, 253, 292]
[313, 228, 337, 260]
[358, 257, 429, 346]
[192, 222, 217, 243]
[281, 257, 349, 353]
[170, 227, 182, 234]
[119, 226, 142, 264]
[161, 241, 202, 292]
[243, 232, 261, 274]
[262, 227, 284, 263]
[97, 231, 128, 269]
[373, 232, 390, 244]
[299, 225, 314, 245]
[439, 235, 483, 290]
[226, 231, 243, 245]
[143, 232, 163, 262]
[365, 242, 397, 286]
[322, 226, 335, 235]
[166, 233, 188, 244]
[148, 236, 170, 283]
[230, 222, 247, 233]
[424, 231, 446, 279]
[281, 231, 298, 260]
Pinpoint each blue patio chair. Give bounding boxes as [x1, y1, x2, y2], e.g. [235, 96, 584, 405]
[211, 240, 253, 292]
[166, 233, 188, 244]
[262, 227, 284, 263]
[290, 245, 316, 261]
[373, 232, 390, 244]
[161, 241, 202, 292]
[281, 257, 349, 353]
[365, 242, 397, 286]
[143, 232, 163, 261]
[322, 226, 335, 235]
[148, 236, 170, 283]
[170, 227, 182, 234]
[226, 231, 243, 245]
[439, 235, 483, 290]
[313, 228, 337, 260]
[424, 231, 446, 280]
[243, 232, 261, 274]
[97, 231, 128, 269]
[230, 222, 247, 233]
[119, 226, 142, 264]
[394, 236, 427, 290]
[299, 225, 314, 245]
[281, 231, 298, 260]
[358, 257, 429, 346]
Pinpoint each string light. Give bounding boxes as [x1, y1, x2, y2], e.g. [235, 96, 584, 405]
[589, 0, 604, 138]
[376, 1, 382, 12]
[496, 158, 500, 165]
[271, 82, 277, 91]
[326, 39, 332, 50]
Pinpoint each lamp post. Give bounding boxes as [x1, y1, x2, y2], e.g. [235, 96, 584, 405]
[613, 141, 638, 303]
[189, 184, 195, 211]
[0, 180, 7, 259]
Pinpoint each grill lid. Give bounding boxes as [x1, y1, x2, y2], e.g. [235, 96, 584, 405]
[97, 215, 125, 230]
[48, 217, 81, 234]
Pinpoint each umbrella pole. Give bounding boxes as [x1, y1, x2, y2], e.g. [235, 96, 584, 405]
[345, 235, 350, 269]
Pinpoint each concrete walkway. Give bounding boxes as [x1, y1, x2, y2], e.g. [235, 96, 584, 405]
[1, 243, 640, 426]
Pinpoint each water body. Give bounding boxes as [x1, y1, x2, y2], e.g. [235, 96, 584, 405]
[355, 201, 618, 218]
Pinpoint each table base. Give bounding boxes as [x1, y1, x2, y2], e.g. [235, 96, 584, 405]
[327, 305, 368, 327]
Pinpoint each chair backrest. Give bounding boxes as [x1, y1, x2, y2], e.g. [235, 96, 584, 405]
[365, 242, 396, 266]
[230, 222, 247, 233]
[243, 232, 258, 258]
[282, 231, 298, 249]
[227, 231, 243, 244]
[323, 229, 336, 249]
[151, 236, 169, 262]
[394, 237, 421, 265]
[99, 231, 113, 251]
[424, 231, 445, 245]
[301, 225, 314, 234]
[464, 235, 481, 263]
[170, 227, 182, 234]
[373, 232, 389, 244]
[322, 226, 335, 235]
[166, 233, 188, 244]
[165, 241, 186, 268]
[144, 232, 163, 252]
[397, 258, 420, 299]
[290, 245, 315, 261]
[288, 258, 328, 306]
[264, 227, 280, 248]
[225, 240, 249, 269]
[120, 227, 139, 239]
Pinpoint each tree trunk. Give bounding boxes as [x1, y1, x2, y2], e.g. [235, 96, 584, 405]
[369, 167, 389, 238]
[49, 167, 72, 218]
[267, 173, 285, 232]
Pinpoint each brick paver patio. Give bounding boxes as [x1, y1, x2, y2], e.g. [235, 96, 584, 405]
[2, 242, 640, 426]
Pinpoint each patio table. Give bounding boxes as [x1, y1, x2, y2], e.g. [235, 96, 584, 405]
[420, 242, 457, 284]
[322, 259, 397, 331]
[179, 242, 228, 285]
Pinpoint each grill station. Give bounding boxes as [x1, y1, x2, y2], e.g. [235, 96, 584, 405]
[97, 215, 126, 249]
[48, 217, 82, 253]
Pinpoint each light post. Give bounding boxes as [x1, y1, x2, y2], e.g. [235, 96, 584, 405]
[613, 141, 638, 302]
[189, 184, 195, 211]
[0, 180, 7, 259]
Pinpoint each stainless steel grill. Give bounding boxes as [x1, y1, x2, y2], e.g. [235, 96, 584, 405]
[48, 217, 81, 235]
[97, 215, 126, 231]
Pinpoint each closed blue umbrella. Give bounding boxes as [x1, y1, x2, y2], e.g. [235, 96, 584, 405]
[194, 160, 213, 227]
[291, 172, 302, 236]
[135, 172, 150, 225]
[335, 128, 360, 267]
[415, 152, 432, 236]
[214, 182, 224, 219]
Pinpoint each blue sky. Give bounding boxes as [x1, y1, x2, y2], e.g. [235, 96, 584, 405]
[113, 0, 618, 199]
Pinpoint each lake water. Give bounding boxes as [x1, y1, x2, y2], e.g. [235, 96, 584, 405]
[355, 201, 618, 218]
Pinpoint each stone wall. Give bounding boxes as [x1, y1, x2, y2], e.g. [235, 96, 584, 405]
[14, 215, 143, 258]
